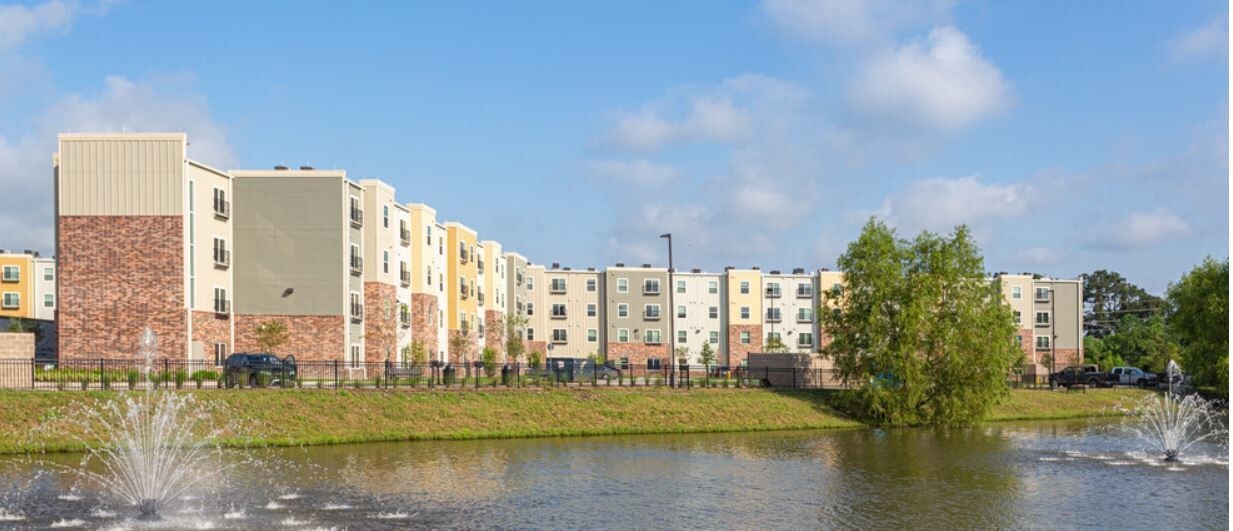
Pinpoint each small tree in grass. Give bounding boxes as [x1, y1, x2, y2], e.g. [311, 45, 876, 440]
[699, 342, 715, 367]
[408, 339, 428, 366]
[764, 335, 788, 353]
[481, 347, 498, 378]
[500, 313, 530, 365]
[254, 320, 289, 354]
[528, 350, 542, 369]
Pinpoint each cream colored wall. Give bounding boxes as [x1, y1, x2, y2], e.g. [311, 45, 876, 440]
[672, 273, 723, 363]
[433, 223, 448, 359]
[32, 258, 55, 321]
[408, 204, 437, 294]
[188, 163, 232, 313]
[997, 275, 1034, 330]
[525, 265, 547, 349]
[360, 180, 400, 286]
[0, 254, 33, 319]
[543, 270, 601, 358]
[481, 240, 506, 318]
[762, 274, 817, 352]
[58, 134, 187, 216]
[724, 270, 763, 325]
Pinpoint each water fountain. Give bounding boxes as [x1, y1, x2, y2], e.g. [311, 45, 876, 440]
[73, 328, 229, 520]
[1121, 360, 1226, 462]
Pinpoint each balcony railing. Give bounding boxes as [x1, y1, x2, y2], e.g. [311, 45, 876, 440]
[551, 309, 567, 319]
[478, 292, 485, 305]
[213, 249, 230, 268]
[477, 260, 485, 271]
[351, 303, 364, 322]
[643, 283, 660, 295]
[765, 287, 780, 298]
[460, 285, 469, 299]
[644, 335, 662, 345]
[797, 287, 813, 298]
[1035, 290, 1051, 302]
[213, 199, 230, 219]
[550, 283, 566, 294]
[460, 251, 469, 264]
[552, 334, 567, 344]
[796, 313, 813, 323]
[766, 312, 781, 323]
[400, 227, 411, 245]
[1, 271, 18, 282]
[213, 299, 230, 314]
[400, 270, 411, 287]
[644, 310, 661, 320]
[350, 208, 363, 228]
[400, 311, 410, 328]
[350, 256, 363, 275]
[2, 297, 19, 309]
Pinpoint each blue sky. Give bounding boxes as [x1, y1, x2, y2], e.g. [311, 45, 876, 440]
[0, 0, 1226, 293]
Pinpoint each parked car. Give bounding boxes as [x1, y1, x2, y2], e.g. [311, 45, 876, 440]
[1108, 366, 1158, 388]
[1048, 364, 1106, 389]
[224, 353, 296, 388]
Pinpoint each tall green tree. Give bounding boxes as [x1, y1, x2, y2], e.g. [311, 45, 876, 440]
[500, 313, 529, 364]
[1166, 257, 1229, 389]
[819, 219, 1020, 426]
[1101, 314, 1178, 373]
[699, 341, 716, 367]
[1080, 269, 1164, 337]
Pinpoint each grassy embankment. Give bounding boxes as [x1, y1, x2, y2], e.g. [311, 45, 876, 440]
[0, 387, 1152, 454]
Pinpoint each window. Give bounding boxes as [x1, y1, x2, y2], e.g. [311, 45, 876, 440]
[1013, 310, 1022, 325]
[1015, 335, 1023, 347]
[794, 308, 811, 322]
[212, 237, 228, 266]
[1035, 287, 1051, 302]
[213, 343, 227, 367]
[43, 293, 54, 308]
[552, 329, 568, 343]
[1035, 311, 1050, 327]
[618, 328, 629, 342]
[2, 265, 19, 282]
[459, 241, 467, 262]
[766, 332, 781, 345]
[350, 244, 361, 272]
[646, 357, 662, 370]
[618, 357, 630, 369]
[766, 282, 780, 297]
[383, 205, 389, 228]
[798, 333, 814, 347]
[618, 303, 628, 318]
[427, 265, 433, 285]
[1, 292, 18, 308]
[527, 328, 535, 341]
[213, 187, 229, 218]
[740, 281, 749, 294]
[740, 306, 750, 319]
[797, 283, 813, 298]
[551, 278, 566, 293]
[383, 251, 389, 273]
[526, 303, 534, 316]
[1036, 335, 1051, 349]
[43, 268, 53, 281]
[587, 303, 597, 317]
[709, 331, 719, 344]
[617, 278, 629, 293]
[708, 281, 718, 294]
[1011, 286, 1022, 299]
[551, 304, 567, 318]
[677, 330, 687, 344]
[350, 197, 362, 226]
[426, 225, 432, 245]
[677, 280, 686, 293]
[587, 329, 597, 342]
[676, 305, 686, 318]
[740, 331, 751, 344]
[214, 287, 228, 313]
[831, 283, 843, 295]
[709, 306, 718, 319]
[766, 308, 781, 322]
[526, 276, 534, 290]
[350, 345, 361, 367]
[586, 278, 597, 292]
[644, 329, 662, 344]
[644, 304, 661, 320]
[643, 278, 660, 294]
[350, 292, 363, 321]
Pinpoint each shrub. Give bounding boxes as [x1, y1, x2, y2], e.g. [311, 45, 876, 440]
[127, 371, 139, 390]
[316, 380, 324, 389]
[255, 372, 271, 388]
[174, 370, 187, 389]
[190, 370, 216, 389]
[79, 378, 89, 390]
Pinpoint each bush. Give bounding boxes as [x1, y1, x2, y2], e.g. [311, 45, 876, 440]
[174, 370, 187, 389]
[255, 372, 271, 388]
[190, 370, 216, 389]
[78, 378, 89, 390]
[127, 371, 139, 390]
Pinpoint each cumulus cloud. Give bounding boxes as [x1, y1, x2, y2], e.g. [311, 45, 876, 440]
[761, 0, 955, 45]
[0, 0, 78, 51]
[850, 26, 1011, 131]
[586, 158, 680, 186]
[1089, 209, 1192, 251]
[1009, 246, 1062, 267]
[868, 175, 1032, 235]
[1170, 17, 1228, 61]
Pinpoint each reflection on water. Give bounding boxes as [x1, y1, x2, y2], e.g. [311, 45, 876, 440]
[0, 419, 1225, 529]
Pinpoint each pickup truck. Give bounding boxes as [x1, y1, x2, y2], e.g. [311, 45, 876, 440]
[1107, 366, 1158, 388]
[1048, 364, 1106, 389]
[224, 352, 297, 388]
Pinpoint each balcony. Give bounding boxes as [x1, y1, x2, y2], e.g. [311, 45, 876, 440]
[350, 256, 363, 276]
[350, 208, 363, 228]
[213, 299, 230, 314]
[796, 287, 813, 299]
[400, 227, 411, 245]
[400, 270, 411, 287]
[796, 313, 813, 323]
[213, 249, 230, 269]
[642, 282, 660, 295]
[798, 338, 813, 348]
[478, 292, 486, 305]
[477, 260, 485, 271]
[213, 199, 230, 220]
[400, 310, 410, 329]
[460, 285, 469, 300]
[765, 287, 781, 298]
[1, 270, 18, 283]
[350, 303, 364, 323]
[459, 251, 469, 264]
[643, 310, 661, 321]
[1, 296, 19, 309]
[644, 335, 662, 345]
[766, 313, 781, 323]
[550, 283, 566, 294]
[551, 309, 567, 320]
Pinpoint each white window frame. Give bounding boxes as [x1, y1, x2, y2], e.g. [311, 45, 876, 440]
[43, 267, 54, 281]
[617, 328, 629, 342]
[552, 328, 568, 343]
[709, 306, 718, 319]
[708, 281, 718, 294]
[676, 280, 686, 294]
[44, 293, 54, 308]
[1012, 286, 1022, 299]
[643, 278, 661, 294]
[587, 329, 597, 342]
[1035, 311, 1050, 327]
[586, 278, 597, 292]
[1, 292, 19, 308]
[676, 305, 686, 318]
[2, 265, 19, 282]
[677, 330, 687, 344]
[551, 278, 566, 293]
[1035, 335, 1051, 349]
[740, 331, 751, 344]
[644, 329, 662, 344]
[709, 331, 719, 344]
[644, 304, 661, 320]
[740, 306, 750, 319]
[740, 281, 749, 294]
[587, 303, 597, 317]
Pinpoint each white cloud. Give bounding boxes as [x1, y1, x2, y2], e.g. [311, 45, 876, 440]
[1009, 246, 1062, 267]
[869, 175, 1031, 235]
[587, 159, 680, 186]
[761, 0, 955, 45]
[1090, 209, 1192, 251]
[1170, 17, 1228, 61]
[850, 26, 1010, 131]
[0, 0, 78, 51]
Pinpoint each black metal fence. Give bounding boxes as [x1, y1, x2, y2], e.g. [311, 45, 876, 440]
[0, 358, 1054, 391]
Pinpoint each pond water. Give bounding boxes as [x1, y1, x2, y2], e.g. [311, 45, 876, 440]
[0, 419, 1225, 530]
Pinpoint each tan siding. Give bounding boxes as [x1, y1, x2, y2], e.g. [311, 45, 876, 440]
[58, 135, 186, 216]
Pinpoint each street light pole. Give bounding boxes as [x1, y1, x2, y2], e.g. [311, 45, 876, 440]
[661, 233, 675, 388]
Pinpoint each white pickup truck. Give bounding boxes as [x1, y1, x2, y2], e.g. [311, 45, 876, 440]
[1107, 366, 1158, 388]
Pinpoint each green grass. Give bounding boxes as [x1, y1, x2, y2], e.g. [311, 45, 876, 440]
[0, 387, 1154, 454]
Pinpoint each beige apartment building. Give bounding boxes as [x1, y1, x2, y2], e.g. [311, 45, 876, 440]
[671, 269, 724, 364]
[55, 133, 234, 361]
[522, 262, 548, 359]
[0, 250, 56, 322]
[359, 180, 411, 363]
[480, 240, 507, 354]
[543, 265, 603, 359]
[408, 204, 449, 362]
[762, 268, 818, 354]
[997, 274, 1083, 373]
[604, 264, 670, 369]
[230, 167, 363, 364]
[723, 267, 763, 366]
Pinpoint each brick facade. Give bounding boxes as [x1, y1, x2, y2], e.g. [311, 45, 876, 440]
[447, 329, 479, 365]
[1052, 348, 1080, 368]
[233, 314, 346, 362]
[727, 324, 763, 366]
[605, 341, 671, 368]
[364, 282, 399, 362]
[58, 216, 187, 359]
[410, 293, 438, 356]
[484, 310, 504, 355]
[190, 310, 230, 363]
[1016, 327, 1034, 364]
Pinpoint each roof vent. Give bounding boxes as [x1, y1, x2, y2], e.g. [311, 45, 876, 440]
[616, 262, 625, 267]
[641, 263, 651, 268]
[274, 165, 289, 170]
[299, 165, 314, 170]
[751, 266, 760, 271]
[24, 249, 36, 256]
[587, 267, 596, 272]
[820, 268, 830, 272]
[691, 268, 701, 273]
[793, 268, 805, 274]
[770, 270, 781, 275]
[551, 262, 560, 269]
[563, 267, 571, 271]
[0, 249, 6, 254]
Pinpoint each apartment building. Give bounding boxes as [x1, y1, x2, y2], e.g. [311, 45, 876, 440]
[445, 222, 480, 364]
[408, 204, 448, 362]
[480, 240, 507, 354]
[723, 267, 763, 366]
[55, 133, 234, 361]
[997, 274, 1083, 372]
[522, 263, 548, 357]
[359, 180, 411, 363]
[762, 268, 818, 354]
[0, 251, 56, 322]
[815, 269, 845, 349]
[230, 167, 363, 364]
[671, 269, 724, 364]
[543, 265, 603, 359]
[604, 264, 670, 369]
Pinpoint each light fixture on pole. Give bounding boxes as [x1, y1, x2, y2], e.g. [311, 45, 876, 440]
[660, 233, 675, 388]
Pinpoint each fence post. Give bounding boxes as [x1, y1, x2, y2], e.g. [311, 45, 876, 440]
[333, 360, 339, 389]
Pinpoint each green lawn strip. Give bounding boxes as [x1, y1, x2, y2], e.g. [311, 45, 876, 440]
[0, 388, 1152, 454]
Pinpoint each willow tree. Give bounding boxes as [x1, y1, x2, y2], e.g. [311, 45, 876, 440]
[819, 219, 1019, 426]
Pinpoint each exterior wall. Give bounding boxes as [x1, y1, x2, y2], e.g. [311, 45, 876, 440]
[727, 323, 763, 365]
[480, 241, 506, 355]
[58, 216, 187, 359]
[445, 223, 480, 362]
[543, 269, 602, 359]
[0, 254, 33, 319]
[233, 314, 346, 362]
[671, 272, 723, 364]
[998, 275, 1036, 364]
[723, 269, 763, 366]
[359, 180, 404, 363]
[394, 205, 412, 360]
[190, 310, 230, 364]
[484, 309, 504, 354]
[408, 204, 446, 360]
[0, 333, 34, 388]
[32, 258, 56, 321]
[604, 267, 670, 368]
[410, 293, 440, 362]
[187, 163, 233, 315]
[523, 264, 547, 360]
[345, 182, 365, 364]
[363, 282, 399, 362]
[1033, 278, 1083, 370]
[503, 253, 532, 359]
[57, 133, 186, 216]
[762, 274, 817, 353]
[433, 223, 449, 359]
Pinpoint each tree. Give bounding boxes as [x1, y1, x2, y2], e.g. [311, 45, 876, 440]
[1083, 336, 1125, 371]
[528, 350, 542, 369]
[1080, 270, 1164, 337]
[500, 313, 529, 364]
[699, 341, 716, 367]
[674, 346, 690, 365]
[764, 335, 788, 353]
[449, 329, 472, 366]
[1101, 314, 1178, 373]
[254, 320, 289, 354]
[818, 219, 1020, 426]
[481, 347, 498, 378]
[407, 339, 428, 366]
[1166, 257, 1229, 389]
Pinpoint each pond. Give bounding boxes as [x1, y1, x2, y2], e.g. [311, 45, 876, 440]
[0, 419, 1225, 529]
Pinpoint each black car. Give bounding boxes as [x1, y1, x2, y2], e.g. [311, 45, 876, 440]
[224, 352, 297, 388]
